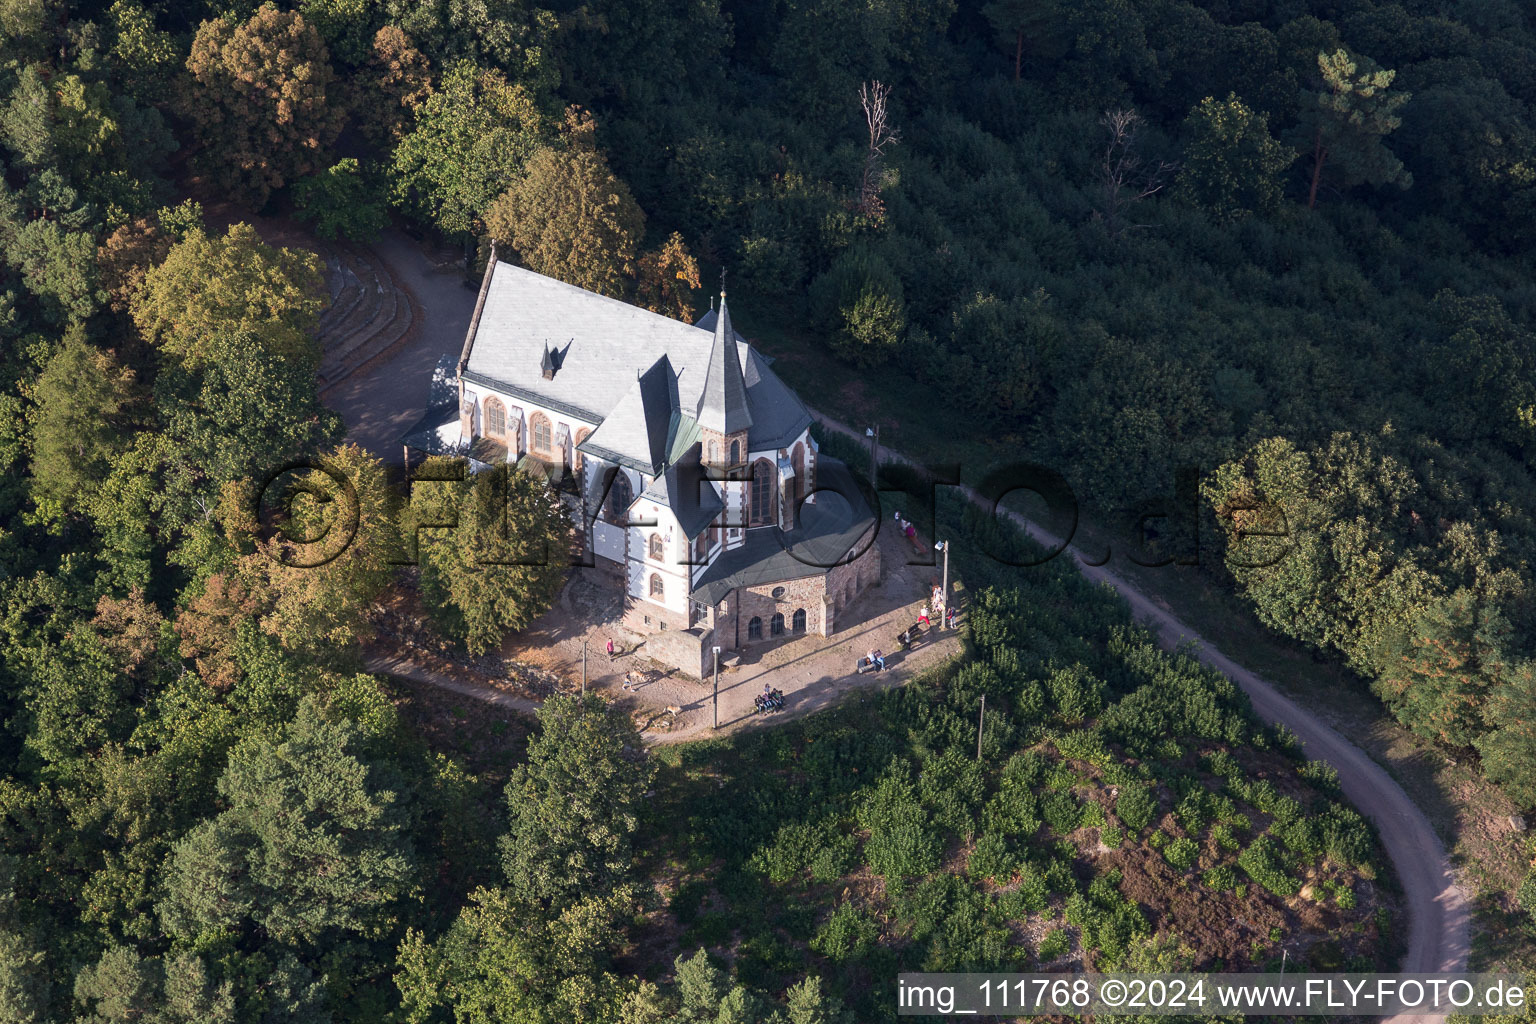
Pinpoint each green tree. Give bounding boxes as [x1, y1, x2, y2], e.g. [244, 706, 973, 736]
[411, 459, 570, 654]
[484, 115, 645, 298]
[184, 4, 344, 207]
[73, 946, 235, 1024]
[390, 61, 545, 235]
[292, 158, 389, 241]
[1474, 660, 1536, 807]
[1298, 49, 1411, 208]
[808, 245, 906, 368]
[131, 223, 325, 368]
[106, 0, 182, 104]
[395, 886, 627, 1024]
[1176, 93, 1294, 221]
[500, 693, 654, 907]
[383, 0, 557, 91]
[158, 694, 415, 944]
[28, 331, 137, 513]
[229, 443, 399, 656]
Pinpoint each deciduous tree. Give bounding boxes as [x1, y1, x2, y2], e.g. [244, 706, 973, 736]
[483, 112, 645, 298]
[131, 224, 324, 368]
[1175, 93, 1294, 222]
[390, 61, 544, 235]
[500, 693, 653, 907]
[184, 4, 344, 207]
[410, 459, 570, 655]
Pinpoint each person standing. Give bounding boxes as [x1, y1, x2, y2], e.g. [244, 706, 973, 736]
[918, 604, 930, 628]
[606, 637, 615, 661]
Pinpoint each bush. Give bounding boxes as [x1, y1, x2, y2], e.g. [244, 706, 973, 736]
[1038, 928, 1069, 960]
[858, 768, 941, 881]
[1040, 790, 1081, 836]
[811, 902, 879, 962]
[1203, 864, 1239, 891]
[810, 832, 860, 883]
[1115, 785, 1157, 833]
[1237, 837, 1299, 897]
[1164, 836, 1200, 872]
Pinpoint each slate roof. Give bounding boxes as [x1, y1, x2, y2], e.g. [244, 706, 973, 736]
[458, 261, 811, 455]
[695, 294, 752, 435]
[690, 457, 875, 605]
[641, 446, 725, 540]
[577, 355, 683, 475]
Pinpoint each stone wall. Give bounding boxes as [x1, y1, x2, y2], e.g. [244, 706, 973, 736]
[641, 623, 712, 680]
[824, 525, 881, 635]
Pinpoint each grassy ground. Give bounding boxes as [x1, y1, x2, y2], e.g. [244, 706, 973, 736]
[742, 294, 1534, 971]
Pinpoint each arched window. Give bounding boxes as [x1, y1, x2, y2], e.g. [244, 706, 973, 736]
[751, 459, 774, 525]
[770, 612, 784, 636]
[730, 440, 740, 464]
[747, 616, 762, 640]
[607, 471, 632, 521]
[530, 412, 552, 453]
[792, 608, 806, 633]
[694, 530, 708, 562]
[574, 428, 590, 473]
[485, 398, 506, 437]
[648, 533, 663, 560]
[649, 574, 664, 598]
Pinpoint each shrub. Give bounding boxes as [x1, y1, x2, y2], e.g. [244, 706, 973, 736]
[809, 832, 860, 883]
[1209, 823, 1241, 851]
[1038, 928, 1069, 960]
[1203, 864, 1239, 891]
[811, 902, 879, 962]
[1237, 837, 1299, 897]
[1040, 791, 1081, 836]
[858, 769, 941, 881]
[1115, 785, 1157, 833]
[968, 831, 1013, 882]
[1100, 824, 1124, 849]
[1164, 836, 1200, 872]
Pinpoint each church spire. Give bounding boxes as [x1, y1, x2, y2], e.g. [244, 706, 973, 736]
[696, 289, 752, 435]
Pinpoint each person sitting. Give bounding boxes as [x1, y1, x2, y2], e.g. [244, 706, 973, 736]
[873, 649, 886, 671]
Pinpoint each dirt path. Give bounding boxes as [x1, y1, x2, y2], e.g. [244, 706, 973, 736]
[808, 411, 1472, 985]
[363, 650, 542, 714]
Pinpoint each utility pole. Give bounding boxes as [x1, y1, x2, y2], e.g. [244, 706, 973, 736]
[712, 646, 722, 729]
[977, 694, 985, 761]
[581, 640, 587, 694]
[865, 425, 879, 491]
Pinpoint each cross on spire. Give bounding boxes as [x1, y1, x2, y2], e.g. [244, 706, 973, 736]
[719, 266, 726, 296]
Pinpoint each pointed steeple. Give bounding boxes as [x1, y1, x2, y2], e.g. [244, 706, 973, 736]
[541, 341, 556, 380]
[695, 290, 752, 434]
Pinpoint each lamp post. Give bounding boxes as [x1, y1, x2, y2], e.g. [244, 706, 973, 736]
[712, 646, 722, 729]
[935, 541, 950, 627]
[864, 425, 879, 491]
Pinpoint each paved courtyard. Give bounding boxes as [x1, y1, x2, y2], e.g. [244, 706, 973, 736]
[501, 521, 964, 739]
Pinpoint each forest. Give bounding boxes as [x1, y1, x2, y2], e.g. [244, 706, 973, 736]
[1, 0, 1535, 1017]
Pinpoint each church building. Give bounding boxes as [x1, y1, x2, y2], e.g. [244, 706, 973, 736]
[405, 253, 881, 677]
